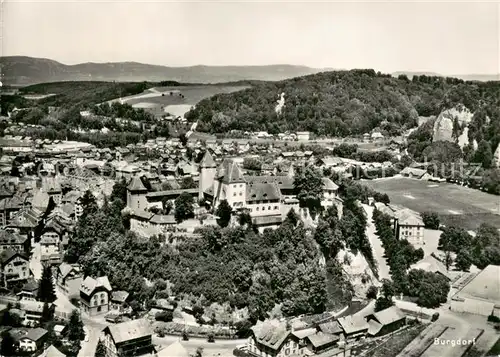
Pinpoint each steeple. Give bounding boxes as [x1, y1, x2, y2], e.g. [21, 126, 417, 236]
[127, 176, 147, 192]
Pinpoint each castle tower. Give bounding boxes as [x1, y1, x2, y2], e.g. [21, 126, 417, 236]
[199, 151, 217, 200]
[126, 176, 148, 212]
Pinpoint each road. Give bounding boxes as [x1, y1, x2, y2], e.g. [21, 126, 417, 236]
[362, 204, 391, 281]
[153, 335, 246, 357]
[29, 243, 43, 280]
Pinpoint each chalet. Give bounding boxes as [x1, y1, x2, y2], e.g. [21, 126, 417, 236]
[247, 321, 301, 357]
[111, 291, 130, 312]
[80, 276, 112, 316]
[16, 327, 48, 352]
[0, 230, 30, 255]
[56, 263, 83, 299]
[20, 301, 53, 326]
[366, 306, 406, 337]
[0, 249, 30, 287]
[337, 315, 369, 340]
[101, 318, 154, 357]
[17, 280, 39, 301]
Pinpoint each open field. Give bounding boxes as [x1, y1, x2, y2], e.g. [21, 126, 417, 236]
[108, 85, 249, 107]
[363, 177, 500, 231]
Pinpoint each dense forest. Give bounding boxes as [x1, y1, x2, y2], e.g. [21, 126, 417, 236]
[186, 70, 500, 138]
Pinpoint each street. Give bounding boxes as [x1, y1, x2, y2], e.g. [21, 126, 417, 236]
[362, 204, 391, 281]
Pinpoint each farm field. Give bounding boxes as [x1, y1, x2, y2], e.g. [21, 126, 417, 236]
[363, 177, 500, 231]
[109, 85, 249, 107]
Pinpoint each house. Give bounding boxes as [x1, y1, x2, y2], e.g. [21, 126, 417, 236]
[0, 249, 30, 287]
[53, 324, 67, 337]
[17, 280, 39, 301]
[337, 315, 369, 340]
[400, 167, 432, 180]
[56, 263, 83, 299]
[394, 209, 425, 245]
[304, 331, 339, 354]
[40, 344, 66, 357]
[247, 320, 302, 357]
[17, 327, 48, 352]
[7, 207, 42, 240]
[411, 255, 451, 280]
[40, 236, 62, 266]
[366, 306, 406, 337]
[100, 318, 154, 357]
[111, 291, 130, 312]
[0, 230, 30, 255]
[451, 265, 500, 317]
[80, 276, 112, 316]
[20, 301, 53, 326]
[296, 131, 310, 141]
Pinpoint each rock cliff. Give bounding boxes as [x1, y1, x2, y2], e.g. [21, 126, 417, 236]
[494, 143, 500, 168]
[432, 105, 474, 148]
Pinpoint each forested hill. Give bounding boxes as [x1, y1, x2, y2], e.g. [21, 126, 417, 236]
[186, 69, 500, 136]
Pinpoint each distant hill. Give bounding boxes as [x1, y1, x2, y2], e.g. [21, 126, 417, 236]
[0, 56, 329, 85]
[392, 71, 500, 82]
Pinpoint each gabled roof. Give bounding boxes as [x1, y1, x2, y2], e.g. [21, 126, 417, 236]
[337, 315, 369, 335]
[111, 291, 130, 303]
[306, 331, 339, 347]
[251, 320, 290, 351]
[395, 209, 424, 227]
[318, 320, 343, 335]
[0, 248, 27, 265]
[411, 255, 449, 279]
[41, 345, 66, 357]
[127, 176, 147, 192]
[23, 327, 48, 342]
[0, 230, 28, 245]
[371, 306, 406, 326]
[200, 151, 216, 168]
[105, 318, 152, 344]
[246, 182, 281, 202]
[322, 177, 339, 191]
[80, 276, 112, 295]
[157, 341, 189, 357]
[58, 263, 80, 280]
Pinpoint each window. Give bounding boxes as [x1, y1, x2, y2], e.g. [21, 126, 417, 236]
[262, 207, 265, 211]
[233, 192, 236, 196]
[268, 206, 271, 210]
[274, 206, 278, 210]
[239, 184, 243, 188]
[256, 207, 259, 211]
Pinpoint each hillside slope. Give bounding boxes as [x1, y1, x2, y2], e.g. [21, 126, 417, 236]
[186, 69, 500, 138]
[0, 56, 327, 85]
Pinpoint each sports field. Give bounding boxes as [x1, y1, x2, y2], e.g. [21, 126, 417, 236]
[363, 177, 500, 231]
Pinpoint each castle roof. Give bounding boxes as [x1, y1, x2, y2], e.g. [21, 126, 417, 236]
[216, 159, 245, 184]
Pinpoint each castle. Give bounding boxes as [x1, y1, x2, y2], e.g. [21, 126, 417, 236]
[198, 151, 343, 231]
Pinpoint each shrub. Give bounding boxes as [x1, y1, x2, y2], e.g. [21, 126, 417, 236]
[366, 286, 378, 300]
[487, 314, 500, 323]
[155, 311, 174, 322]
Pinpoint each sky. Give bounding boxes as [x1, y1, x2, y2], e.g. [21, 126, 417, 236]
[2, 1, 499, 75]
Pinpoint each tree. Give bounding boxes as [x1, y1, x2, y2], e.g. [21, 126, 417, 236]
[438, 227, 472, 253]
[180, 176, 196, 189]
[38, 265, 57, 303]
[155, 311, 173, 322]
[216, 200, 232, 228]
[375, 296, 394, 312]
[67, 310, 85, 343]
[366, 286, 378, 300]
[294, 166, 324, 215]
[174, 192, 195, 222]
[179, 133, 188, 146]
[110, 178, 128, 206]
[422, 212, 440, 229]
[474, 140, 493, 169]
[81, 190, 98, 216]
[0, 331, 15, 357]
[40, 302, 54, 325]
[95, 340, 106, 357]
[455, 249, 472, 272]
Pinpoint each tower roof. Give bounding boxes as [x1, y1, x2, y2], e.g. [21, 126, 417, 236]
[200, 151, 216, 168]
[127, 176, 147, 192]
[217, 159, 245, 184]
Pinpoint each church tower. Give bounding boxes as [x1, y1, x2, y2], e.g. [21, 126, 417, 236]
[126, 176, 148, 212]
[199, 151, 217, 200]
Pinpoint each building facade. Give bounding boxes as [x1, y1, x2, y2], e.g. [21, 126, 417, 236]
[80, 276, 112, 316]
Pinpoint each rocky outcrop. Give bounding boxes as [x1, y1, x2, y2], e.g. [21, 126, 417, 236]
[494, 143, 500, 168]
[432, 105, 474, 146]
[337, 249, 378, 298]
